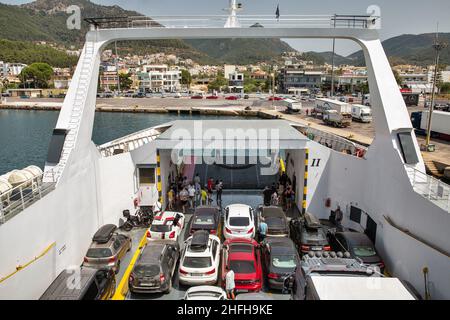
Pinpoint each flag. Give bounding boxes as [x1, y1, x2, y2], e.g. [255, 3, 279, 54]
[275, 4, 280, 21]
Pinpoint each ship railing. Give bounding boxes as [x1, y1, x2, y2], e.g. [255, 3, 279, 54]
[405, 164, 450, 213]
[84, 14, 379, 30]
[294, 125, 368, 157]
[98, 129, 161, 157]
[0, 171, 56, 225]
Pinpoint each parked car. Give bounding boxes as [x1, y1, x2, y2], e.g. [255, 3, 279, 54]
[183, 286, 227, 300]
[261, 237, 300, 290]
[258, 206, 289, 237]
[191, 94, 203, 99]
[223, 204, 256, 239]
[289, 212, 330, 255]
[188, 206, 222, 236]
[268, 96, 283, 101]
[206, 95, 219, 99]
[40, 267, 116, 300]
[328, 230, 384, 272]
[221, 238, 263, 293]
[83, 224, 132, 273]
[128, 240, 180, 294]
[243, 94, 250, 99]
[225, 95, 239, 100]
[146, 211, 185, 241]
[179, 230, 221, 285]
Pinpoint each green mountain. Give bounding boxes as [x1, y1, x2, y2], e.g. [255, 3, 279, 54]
[0, 0, 295, 65]
[347, 33, 450, 66]
[0, 39, 78, 67]
[186, 39, 294, 65]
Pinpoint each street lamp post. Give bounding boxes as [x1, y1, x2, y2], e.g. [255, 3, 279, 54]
[425, 33, 448, 150]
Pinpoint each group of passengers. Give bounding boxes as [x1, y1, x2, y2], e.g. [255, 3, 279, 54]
[167, 173, 224, 213]
[263, 172, 297, 210]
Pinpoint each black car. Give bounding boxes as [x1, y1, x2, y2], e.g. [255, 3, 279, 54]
[289, 212, 330, 255]
[40, 267, 116, 300]
[261, 237, 300, 290]
[188, 206, 222, 236]
[129, 240, 180, 294]
[258, 206, 289, 237]
[328, 231, 384, 272]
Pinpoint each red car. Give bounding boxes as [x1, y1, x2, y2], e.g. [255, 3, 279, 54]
[191, 95, 203, 99]
[221, 238, 263, 293]
[206, 95, 219, 99]
[225, 96, 239, 100]
[268, 96, 283, 101]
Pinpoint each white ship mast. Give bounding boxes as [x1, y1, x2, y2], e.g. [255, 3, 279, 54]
[224, 0, 241, 28]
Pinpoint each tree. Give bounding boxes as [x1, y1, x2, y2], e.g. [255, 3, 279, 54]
[392, 69, 402, 86]
[439, 82, 450, 94]
[208, 73, 227, 92]
[119, 73, 133, 91]
[181, 69, 192, 88]
[19, 63, 53, 88]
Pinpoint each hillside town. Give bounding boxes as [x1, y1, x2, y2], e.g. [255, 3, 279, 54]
[2, 48, 450, 101]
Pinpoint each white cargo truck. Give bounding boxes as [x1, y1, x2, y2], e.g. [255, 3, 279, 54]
[420, 110, 450, 137]
[314, 98, 352, 115]
[283, 98, 303, 114]
[322, 110, 352, 127]
[351, 104, 372, 123]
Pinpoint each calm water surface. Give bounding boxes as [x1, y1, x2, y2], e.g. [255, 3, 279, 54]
[0, 110, 247, 175]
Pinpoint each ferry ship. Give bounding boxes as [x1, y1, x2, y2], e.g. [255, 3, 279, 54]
[0, 1, 449, 300]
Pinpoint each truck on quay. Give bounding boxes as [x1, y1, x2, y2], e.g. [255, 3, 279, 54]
[410, 110, 450, 142]
[314, 98, 352, 127]
[351, 104, 372, 123]
[283, 98, 303, 114]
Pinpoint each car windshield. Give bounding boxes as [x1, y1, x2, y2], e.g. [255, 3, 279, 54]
[183, 256, 212, 268]
[302, 227, 327, 242]
[150, 224, 171, 233]
[265, 216, 284, 227]
[229, 217, 249, 227]
[272, 255, 297, 268]
[194, 214, 214, 225]
[134, 264, 160, 277]
[353, 246, 377, 257]
[229, 260, 256, 274]
[86, 248, 113, 258]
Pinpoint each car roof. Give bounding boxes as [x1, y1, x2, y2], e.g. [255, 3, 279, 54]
[185, 233, 219, 256]
[227, 204, 251, 217]
[337, 232, 374, 246]
[138, 242, 168, 263]
[40, 268, 98, 300]
[266, 237, 296, 251]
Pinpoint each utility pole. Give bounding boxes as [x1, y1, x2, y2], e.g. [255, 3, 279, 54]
[425, 29, 447, 149]
[330, 14, 337, 98]
[115, 41, 121, 93]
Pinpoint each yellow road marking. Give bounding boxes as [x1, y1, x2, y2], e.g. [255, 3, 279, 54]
[111, 233, 148, 300]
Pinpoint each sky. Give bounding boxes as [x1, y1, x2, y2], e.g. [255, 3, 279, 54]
[3, 0, 450, 55]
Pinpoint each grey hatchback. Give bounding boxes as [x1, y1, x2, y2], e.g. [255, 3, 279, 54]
[83, 224, 132, 273]
[129, 240, 180, 294]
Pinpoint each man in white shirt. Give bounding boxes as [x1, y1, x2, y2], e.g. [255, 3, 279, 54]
[225, 266, 235, 300]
